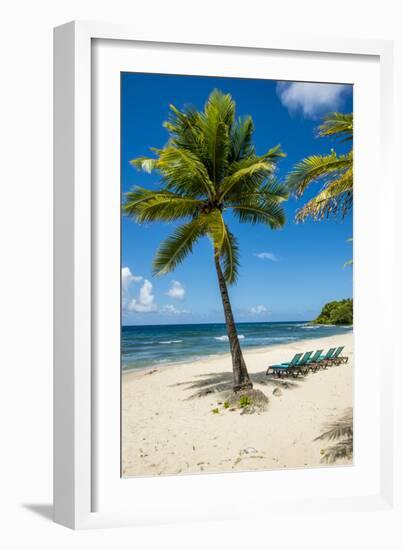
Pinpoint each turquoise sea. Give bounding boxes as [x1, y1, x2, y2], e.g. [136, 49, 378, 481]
[121, 322, 353, 371]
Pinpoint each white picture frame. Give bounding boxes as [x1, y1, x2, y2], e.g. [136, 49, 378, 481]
[54, 20, 398, 530]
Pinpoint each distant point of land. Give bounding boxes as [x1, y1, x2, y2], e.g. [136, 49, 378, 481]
[312, 298, 353, 326]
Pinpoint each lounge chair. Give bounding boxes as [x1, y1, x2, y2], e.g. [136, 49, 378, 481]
[328, 346, 343, 365]
[288, 351, 314, 376]
[328, 346, 348, 365]
[306, 349, 324, 372]
[315, 347, 337, 369]
[266, 353, 303, 377]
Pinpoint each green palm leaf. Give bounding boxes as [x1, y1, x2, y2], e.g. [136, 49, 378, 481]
[147, 146, 215, 199]
[287, 151, 352, 196]
[153, 217, 208, 275]
[287, 111, 353, 222]
[228, 178, 288, 229]
[229, 116, 255, 162]
[220, 226, 240, 284]
[317, 112, 353, 141]
[123, 187, 203, 222]
[295, 167, 353, 221]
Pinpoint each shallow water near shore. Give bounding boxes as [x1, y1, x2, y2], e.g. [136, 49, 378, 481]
[122, 321, 352, 371]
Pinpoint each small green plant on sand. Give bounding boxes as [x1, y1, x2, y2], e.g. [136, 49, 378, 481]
[212, 408, 220, 414]
[239, 395, 252, 408]
[223, 401, 230, 409]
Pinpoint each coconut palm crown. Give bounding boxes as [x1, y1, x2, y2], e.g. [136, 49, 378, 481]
[124, 89, 289, 391]
[287, 112, 353, 221]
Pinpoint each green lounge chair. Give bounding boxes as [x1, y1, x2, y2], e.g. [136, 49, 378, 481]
[329, 346, 348, 365]
[306, 349, 324, 372]
[289, 351, 314, 377]
[266, 353, 302, 377]
[316, 347, 336, 368]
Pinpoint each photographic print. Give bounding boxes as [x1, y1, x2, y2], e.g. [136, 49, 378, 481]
[121, 73, 353, 477]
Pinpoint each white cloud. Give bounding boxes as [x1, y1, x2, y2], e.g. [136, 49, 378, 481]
[121, 271, 190, 316]
[276, 82, 350, 119]
[166, 280, 185, 300]
[160, 304, 190, 315]
[122, 267, 142, 291]
[122, 267, 143, 310]
[128, 279, 157, 313]
[255, 252, 277, 261]
[250, 304, 268, 315]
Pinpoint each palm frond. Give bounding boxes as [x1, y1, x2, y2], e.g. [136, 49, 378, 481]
[228, 178, 288, 229]
[198, 90, 235, 186]
[220, 226, 240, 284]
[229, 116, 255, 162]
[153, 217, 208, 275]
[287, 151, 352, 197]
[123, 187, 203, 222]
[163, 103, 205, 156]
[295, 167, 353, 221]
[230, 200, 286, 229]
[317, 112, 353, 141]
[205, 210, 240, 285]
[220, 160, 275, 198]
[156, 146, 215, 199]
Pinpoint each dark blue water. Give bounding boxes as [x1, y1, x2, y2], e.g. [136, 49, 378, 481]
[121, 322, 352, 371]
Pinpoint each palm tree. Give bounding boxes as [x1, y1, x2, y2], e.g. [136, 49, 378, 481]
[124, 90, 288, 392]
[287, 112, 353, 221]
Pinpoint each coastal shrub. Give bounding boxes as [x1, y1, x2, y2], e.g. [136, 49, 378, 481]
[212, 408, 219, 414]
[313, 299, 353, 325]
[223, 401, 230, 409]
[239, 395, 252, 408]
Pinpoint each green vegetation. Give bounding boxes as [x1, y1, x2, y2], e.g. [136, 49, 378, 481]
[239, 395, 252, 408]
[223, 401, 230, 409]
[124, 89, 289, 392]
[287, 112, 353, 221]
[212, 408, 220, 414]
[313, 299, 353, 325]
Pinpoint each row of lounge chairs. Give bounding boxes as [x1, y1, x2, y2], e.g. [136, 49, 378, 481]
[266, 346, 348, 378]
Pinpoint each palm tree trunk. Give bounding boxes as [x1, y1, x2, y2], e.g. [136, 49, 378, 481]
[214, 253, 253, 392]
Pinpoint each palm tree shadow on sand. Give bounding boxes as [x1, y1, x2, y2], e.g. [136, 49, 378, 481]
[314, 407, 353, 463]
[171, 370, 306, 400]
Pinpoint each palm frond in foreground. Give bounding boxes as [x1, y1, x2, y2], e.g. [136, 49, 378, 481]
[287, 112, 353, 221]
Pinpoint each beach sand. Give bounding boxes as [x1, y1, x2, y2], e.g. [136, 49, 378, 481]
[122, 332, 353, 477]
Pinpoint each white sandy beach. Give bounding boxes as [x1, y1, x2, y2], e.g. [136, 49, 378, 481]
[122, 333, 353, 477]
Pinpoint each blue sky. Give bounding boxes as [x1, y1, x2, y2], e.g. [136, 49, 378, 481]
[121, 73, 353, 325]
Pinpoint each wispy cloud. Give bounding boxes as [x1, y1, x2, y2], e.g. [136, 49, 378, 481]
[160, 304, 190, 315]
[276, 82, 351, 119]
[250, 304, 268, 315]
[254, 252, 278, 261]
[166, 280, 185, 300]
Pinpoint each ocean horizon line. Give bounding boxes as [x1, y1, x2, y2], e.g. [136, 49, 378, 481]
[122, 320, 311, 329]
